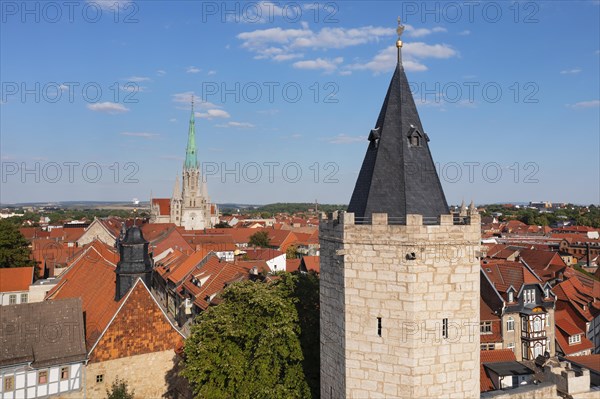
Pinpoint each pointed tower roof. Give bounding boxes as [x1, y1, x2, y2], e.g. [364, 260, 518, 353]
[172, 176, 181, 199]
[184, 98, 199, 170]
[347, 19, 449, 220]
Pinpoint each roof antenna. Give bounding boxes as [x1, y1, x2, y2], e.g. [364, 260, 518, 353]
[396, 16, 405, 65]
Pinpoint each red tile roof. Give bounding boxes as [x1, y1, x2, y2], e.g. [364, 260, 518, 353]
[555, 322, 594, 355]
[480, 349, 517, 393]
[46, 242, 122, 349]
[0, 267, 34, 293]
[301, 256, 320, 273]
[88, 279, 183, 363]
[181, 256, 249, 310]
[286, 259, 301, 272]
[480, 260, 541, 296]
[166, 249, 211, 285]
[565, 354, 600, 373]
[152, 198, 171, 216]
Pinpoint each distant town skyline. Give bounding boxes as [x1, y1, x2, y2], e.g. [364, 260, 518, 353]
[1, 1, 599, 205]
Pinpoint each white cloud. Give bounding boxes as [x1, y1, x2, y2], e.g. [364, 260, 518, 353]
[87, 102, 129, 113]
[458, 30, 471, 36]
[324, 134, 365, 144]
[568, 100, 600, 109]
[172, 92, 221, 109]
[186, 66, 201, 73]
[125, 76, 151, 82]
[207, 70, 217, 75]
[195, 109, 231, 119]
[293, 57, 343, 72]
[237, 25, 395, 61]
[406, 25, 447, 38]
[560, 68, 582, 74]
[156, 70, 166, 76]
[215, 121, 255, 128]
[347, 42, 457, 74]
[120, 132, 159, 139]
[169, 118, 177, 122]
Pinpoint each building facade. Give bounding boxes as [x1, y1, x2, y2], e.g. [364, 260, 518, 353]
[151, 102, 218, 230]
[319, 22, 481, 399]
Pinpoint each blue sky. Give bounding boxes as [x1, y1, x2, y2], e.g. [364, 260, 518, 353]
[1, 0, 599, 206]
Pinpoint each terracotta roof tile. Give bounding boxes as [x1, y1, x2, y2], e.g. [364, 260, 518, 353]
[46, 242, 122, 350]
[88, 279, 183, 363]
[152, 198, 171, 216]
[565, 354, 600, 373]
[0, 267, 34, 293]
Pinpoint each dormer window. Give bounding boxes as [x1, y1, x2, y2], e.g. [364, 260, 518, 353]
[407, 125, 423, 147]
[508, 291, 514, 303]
[545, 288, 550, 298]
[568, 334, 581, 345]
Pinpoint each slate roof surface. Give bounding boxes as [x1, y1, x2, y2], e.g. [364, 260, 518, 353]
[0, 298, 86, 368]
[347, 63, 449, 219]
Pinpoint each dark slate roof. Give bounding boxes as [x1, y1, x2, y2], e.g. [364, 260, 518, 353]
[483, 362, 535, 377]
[0, 298, 87, 368]
[347, 61, 449, 219]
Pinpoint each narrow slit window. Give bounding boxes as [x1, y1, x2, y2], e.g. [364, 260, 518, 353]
[442, 318, 449, 339]
[377, 317, 382, 337]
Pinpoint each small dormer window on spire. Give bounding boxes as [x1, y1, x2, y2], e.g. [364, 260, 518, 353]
[407, 125, 422, 147]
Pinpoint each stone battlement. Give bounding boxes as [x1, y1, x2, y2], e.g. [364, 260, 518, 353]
[320, 211, 481, 227]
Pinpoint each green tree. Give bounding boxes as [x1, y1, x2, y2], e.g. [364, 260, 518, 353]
[214, 221, 232, 228]
[0, 219, 34, 269]
[248, 231, 270, 248]
[182, 279, 311, 399]
[106, 377, 134, 399]
[286, 245, 298, 259]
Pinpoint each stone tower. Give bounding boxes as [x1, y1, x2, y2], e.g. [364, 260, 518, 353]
[115, 226, 153, 301]
[320, 20, 481, 398]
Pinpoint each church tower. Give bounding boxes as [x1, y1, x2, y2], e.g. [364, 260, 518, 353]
[115, 226, 153, 301]
[320, 20, 481, 398]
[178, 100, 214, 230]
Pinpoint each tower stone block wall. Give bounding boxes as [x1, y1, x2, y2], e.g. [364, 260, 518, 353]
[320, 211, 481, 399]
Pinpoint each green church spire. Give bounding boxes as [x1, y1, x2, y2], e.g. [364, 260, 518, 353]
[184, 97, 198, 170]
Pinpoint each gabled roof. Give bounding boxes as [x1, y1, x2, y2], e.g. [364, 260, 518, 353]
[0, 298, 86, 368]
[555, 321, 594, 355]
[300, 256, 320, 273]
[480, 260, 541, 296]
[88, 278, 184, 363]
[46, 241, 122, 349]
[167, 249, 211, 285]
[181, 256, 249, 311]
[0, 267, 34, 293]
[347, 61, 448, 219]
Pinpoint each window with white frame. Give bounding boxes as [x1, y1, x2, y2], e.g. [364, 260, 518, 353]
[8, 294, 16, 305]
[507, 316, 515, 331]
[568, 334, 581, 345]
[524, 289, 536, 304]
[20, 293, 28, 303]
[480, 321, 492, 334]
[507, 342, 515, 352]
[508, 291, 514, 302]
